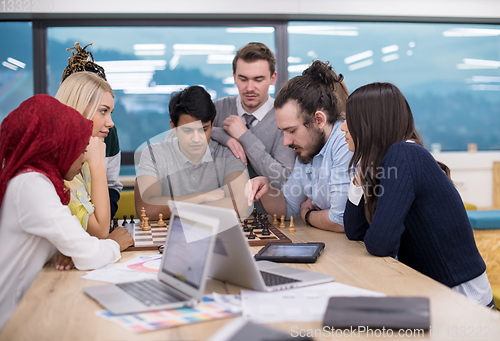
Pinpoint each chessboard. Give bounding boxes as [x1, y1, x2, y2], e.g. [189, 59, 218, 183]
[241, 210, 292, 247]
[114, 218, 169, 251]
[111, 208, 292, 250]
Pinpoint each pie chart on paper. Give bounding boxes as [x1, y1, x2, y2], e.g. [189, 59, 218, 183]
[127, 258, 161, 273]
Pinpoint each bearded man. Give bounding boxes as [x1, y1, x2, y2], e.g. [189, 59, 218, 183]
[247, 61, 352, 232]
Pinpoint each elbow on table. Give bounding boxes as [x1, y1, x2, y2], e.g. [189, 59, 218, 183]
[365, 241, 394, 258]
[344, 226, 365, 241]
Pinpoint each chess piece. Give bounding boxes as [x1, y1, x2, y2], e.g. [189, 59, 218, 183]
[129, 215, 135, 224]
[140, 207, 146, 223]
[273, 214, 278, 225]
[252, 210, 259, 228]
[157, 213, 166, 227]
[288, 216, 296, 232]
[262, 219, 271, 236]
[109, 218, 116, 233]
[142, 217, 151, 231]
[122, 215, 127, 226]
[113, 217, 119, 229]
[247, 227, 256, 239]
[279, 215, 286, 229]
[257, 215, 263, 229]
[243, 219, 249, 232]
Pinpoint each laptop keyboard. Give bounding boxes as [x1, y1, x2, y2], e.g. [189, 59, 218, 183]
[117, 280, 182, 306]
[260, 271, 301, 286]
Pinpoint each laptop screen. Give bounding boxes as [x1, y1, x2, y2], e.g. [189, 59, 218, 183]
[161, 214, 213, 289]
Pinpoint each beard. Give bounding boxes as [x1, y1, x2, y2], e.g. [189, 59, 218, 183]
[290, 126, 325, 164]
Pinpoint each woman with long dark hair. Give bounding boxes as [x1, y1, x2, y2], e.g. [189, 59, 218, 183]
[341, 82, 494, 307]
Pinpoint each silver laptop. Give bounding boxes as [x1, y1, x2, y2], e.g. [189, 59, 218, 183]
[173, 202, 335, 292]
[84, 202, 220, 314]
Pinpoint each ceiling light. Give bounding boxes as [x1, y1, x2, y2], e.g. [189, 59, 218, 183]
[134, 50, 166, 56]
[288, 64, 310, 73]
[173, 44, 235, 55]
[288, 25, 358, 36]
[381, 45, 399, 54]
[133, 44, 166, 50]
[381, 54, 399, 63]
[7, 57, 25, 68]
[97, 60, 167, 73]
[288, 57, 302, 63]
[206, 54, 235, 64]
[348, 59, 374, 71]
[2, 61, 18, 71]
[344, 51, 373, 65]
[443, 28, 500, 37]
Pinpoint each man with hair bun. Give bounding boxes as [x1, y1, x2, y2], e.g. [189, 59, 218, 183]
[248, 61, 352, 232]
[211, 42, 296, 213]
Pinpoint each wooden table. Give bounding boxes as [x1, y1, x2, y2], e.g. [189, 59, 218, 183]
[1, 222, 499, 340]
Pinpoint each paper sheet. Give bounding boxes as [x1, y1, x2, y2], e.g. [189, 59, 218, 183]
[241, 282, 385, 323]
[82, 255, 162, 283]
[81, 268, 158, 283]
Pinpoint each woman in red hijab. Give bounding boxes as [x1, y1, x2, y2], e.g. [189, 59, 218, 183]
[0, 95, 132, 330]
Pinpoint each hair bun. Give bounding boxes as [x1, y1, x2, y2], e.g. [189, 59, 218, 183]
[61, 42, 107, 82]
[302, 60, 344, 87]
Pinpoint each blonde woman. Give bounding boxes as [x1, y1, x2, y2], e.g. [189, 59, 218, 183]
[55, 71, 114, 240]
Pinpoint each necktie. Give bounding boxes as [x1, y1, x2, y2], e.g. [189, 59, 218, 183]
[243, 114, 257, 129]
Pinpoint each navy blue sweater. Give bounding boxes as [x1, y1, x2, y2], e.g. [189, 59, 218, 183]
[344, 142, 485, 288]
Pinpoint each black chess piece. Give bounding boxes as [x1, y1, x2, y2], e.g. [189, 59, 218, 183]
[129, 215, 135, 223]
[257, 215, 263, 229]
[243, 219, 249, 232]
[252, 214, 258, 228]
[113, 217, 119, 229]
[262, 219, 271, 236]
[122, 215, 128, 226]
[248, 227, 256, 239]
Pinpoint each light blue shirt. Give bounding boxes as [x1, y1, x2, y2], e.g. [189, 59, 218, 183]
[281, 121, 353, 225]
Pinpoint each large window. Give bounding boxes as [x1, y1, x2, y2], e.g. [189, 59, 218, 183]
[47, 26, 275, 157]
[288, 21, 500, 151]
[2, 18, 500, 176]
[0, 22, 33, 120]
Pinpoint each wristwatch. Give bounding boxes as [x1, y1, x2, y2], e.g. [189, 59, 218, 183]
[304, 208, 317, 226]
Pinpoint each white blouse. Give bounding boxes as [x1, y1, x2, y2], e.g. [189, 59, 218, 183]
[0, 172, 121, 330]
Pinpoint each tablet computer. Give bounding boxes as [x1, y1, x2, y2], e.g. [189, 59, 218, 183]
[254, 242, 325, 263]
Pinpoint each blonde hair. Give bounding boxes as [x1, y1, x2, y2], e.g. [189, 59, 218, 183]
[55, 71, 114, 120]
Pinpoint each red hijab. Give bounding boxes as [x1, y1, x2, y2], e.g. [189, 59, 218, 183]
[0, 94, 93, 206]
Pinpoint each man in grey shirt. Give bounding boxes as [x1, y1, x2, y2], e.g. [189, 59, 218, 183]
[135, 86, 249, 219]
[211, 43, 296, 212]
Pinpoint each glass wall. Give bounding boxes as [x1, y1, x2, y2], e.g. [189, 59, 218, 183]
[288, 21, 500, 150]
[47, 26, 276, 158]
[2, 19, 500, 176]
[0, 22, 33, 120]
